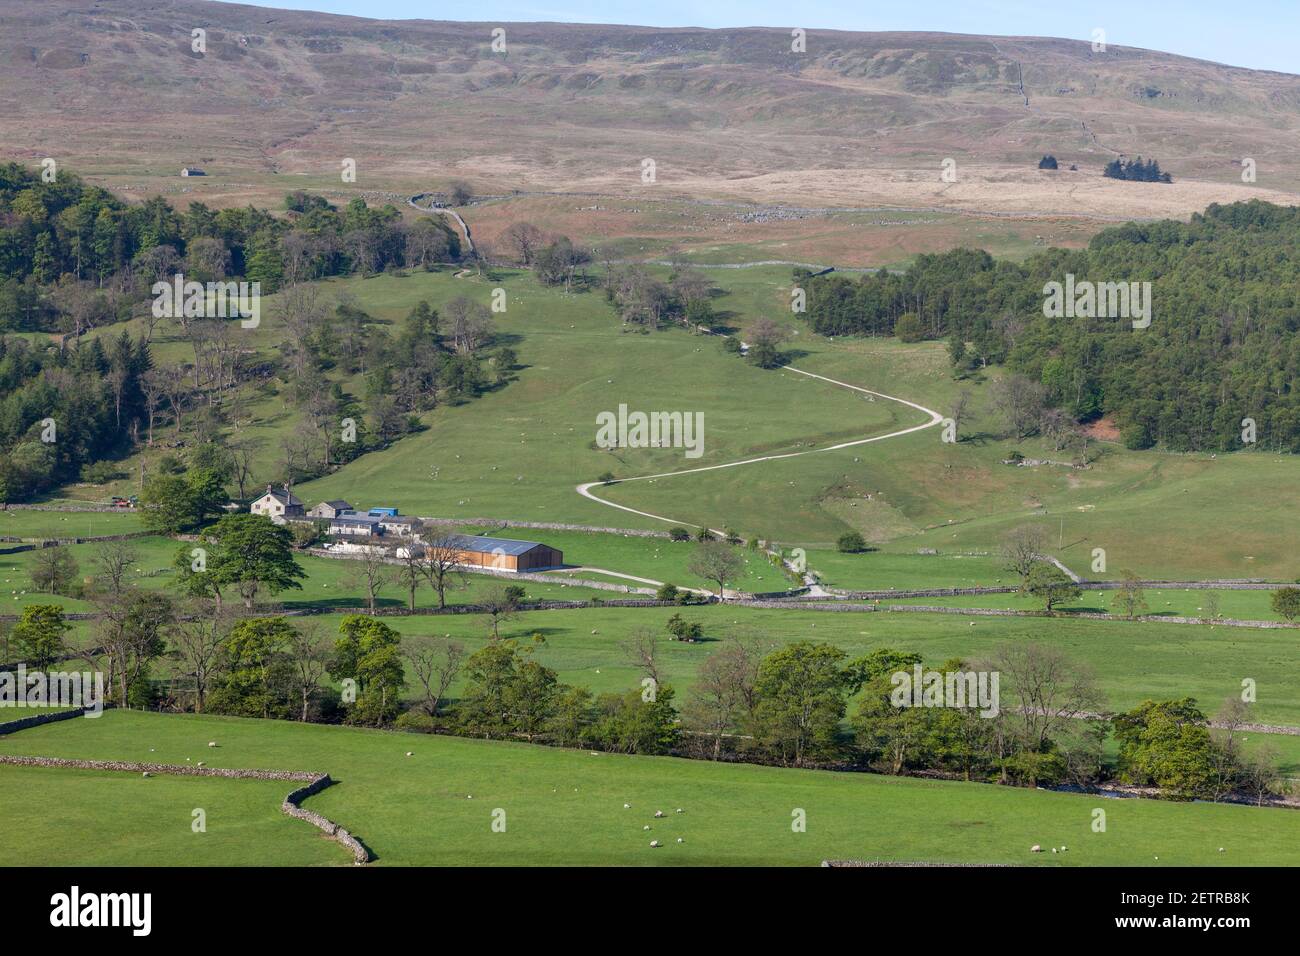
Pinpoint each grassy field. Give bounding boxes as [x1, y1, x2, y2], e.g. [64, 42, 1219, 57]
[0, 509, 143, 538]
[0, 534, 614, 618]
[878, 588, 1293, 621]
[3, 709, 1297, 867]
[0, 763, 343, 866]
[48, 261, 1299, 584]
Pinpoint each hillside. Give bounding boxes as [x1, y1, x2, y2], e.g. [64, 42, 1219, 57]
[2, 0, 1299, 232]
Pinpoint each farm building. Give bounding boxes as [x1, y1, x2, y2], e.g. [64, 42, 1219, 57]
[308, 500, 353, 519]
[376, 514, 421, 536]
[180, 167, 206, 177]
[329, 514, 384, 537]
[444, 534, 562, 572]
[250, 485, 304, 522]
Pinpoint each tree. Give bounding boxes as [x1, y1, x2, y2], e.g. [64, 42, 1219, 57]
[394, 540, 429, 612]
[1113, 698, 1217, 799]
[139, 469, 226, 534]
[1270, 586, 1300, 622]
[1025, 562, 1082, 614]
[341, 548, 390, 613]
[991, 374, 1047, 440]
[405, 635, 465, 717]
[480, 582, 523, 638]
[620, 627, 661, 686]
[30, 545, 80, 596]
[688, 539, 744, 598]
[1239, 745, 1284, 806]
[504, 222, 545, 265]
[96, 590, 173, 705]
[210, 616, 296, 719]
[169, 599, 235, 713]
[421, 532, 467, 608]
[665, 613, 702, 642]
[448, 181, 473, 206]
[458, 639, 559, 740]
[990, 643, 1103, 782]
[684, 640, 761, 759]
[745, 318, 791, 368]
[1000, 524, 1046, 585]
[1111, 570, 1149, 619]
[590, 685, 680, 755]
[11, 604, 70, 671]
[894, 312, 924, 342]
[836, 531, 867, 554]
[286, 620, 330, 722]
[204, 514, 306, 609]
[752, 642, 849, 766]
[329, 615, 405, 726]
[93, 540, 138, 599]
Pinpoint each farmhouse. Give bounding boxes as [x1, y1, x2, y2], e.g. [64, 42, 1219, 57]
[308, 499, 354, 519]
[444, 534, 563, 572]
[329, 514, 384, 537]
[250, 485, 304, 522]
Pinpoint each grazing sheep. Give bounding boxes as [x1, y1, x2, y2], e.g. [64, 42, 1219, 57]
[208, 741, 218, 748]
[654, 810, 665, 818]
[623, 803, 631, 809]
[1031, 845, 1042, 853]
[675, 808, 684, 814]
[405, 751, 414, 757]
[649, 841, 661, 848]
[643, 825, 651, 831]
[142, 772, 151, 778]
[676, 838, 684, 843]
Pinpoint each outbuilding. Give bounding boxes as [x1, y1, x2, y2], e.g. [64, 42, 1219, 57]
[329, 514, 384, 537]
[443, 534, 562, 572]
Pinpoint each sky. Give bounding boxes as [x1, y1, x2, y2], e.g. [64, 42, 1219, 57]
[239, 0, 1300, 74]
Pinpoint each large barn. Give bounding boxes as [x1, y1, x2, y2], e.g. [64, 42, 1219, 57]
[446, 534, 563, 572]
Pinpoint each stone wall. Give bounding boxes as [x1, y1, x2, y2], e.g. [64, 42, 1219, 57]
[0, 707, 369, 864]
[0, 706, 88, 735]
[0, 752, 371, 864]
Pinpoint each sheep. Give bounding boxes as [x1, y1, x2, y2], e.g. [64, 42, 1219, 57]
[654, 810, 665, 818]
[405, 751, 414, 757]
[1030, 844, 1042, 853]
[208, 741, 218, 748]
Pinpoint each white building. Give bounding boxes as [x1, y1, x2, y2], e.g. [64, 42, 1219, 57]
[249, 485, 304, 523]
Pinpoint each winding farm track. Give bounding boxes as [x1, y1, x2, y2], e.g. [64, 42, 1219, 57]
[576, 365, 945, 532]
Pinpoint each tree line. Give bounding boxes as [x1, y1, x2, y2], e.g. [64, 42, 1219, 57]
[800, 201, 1300, 452]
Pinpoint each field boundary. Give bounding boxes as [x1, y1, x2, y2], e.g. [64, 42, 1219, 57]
[0, 713, 371, 865]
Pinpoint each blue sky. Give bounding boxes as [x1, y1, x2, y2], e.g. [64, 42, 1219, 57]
[242, 0, 1299, 74]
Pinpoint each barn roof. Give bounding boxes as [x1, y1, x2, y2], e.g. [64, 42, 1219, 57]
[331, 514, 382, 526]
[448, 534, 547, 556]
